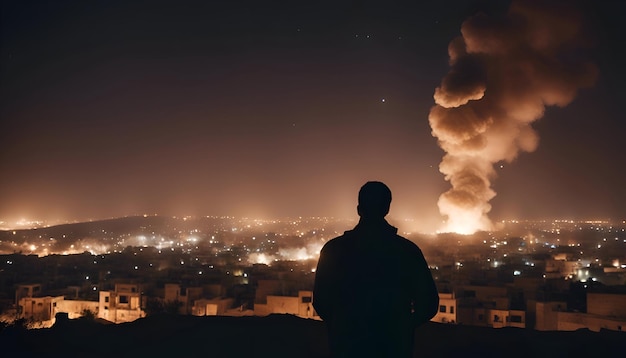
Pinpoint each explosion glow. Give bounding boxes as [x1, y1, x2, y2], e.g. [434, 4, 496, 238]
[248, 242, 323, 265]
[429, 0, 597, 235]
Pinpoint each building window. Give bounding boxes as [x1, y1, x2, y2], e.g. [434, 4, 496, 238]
[478, 314, 484, 321]
[119, 295, 129, 304]
[494, 315, 500, 322]
[301, 296, 312, 303]
[439, 305, 446, 313]
[450, 306, 454, 314]
[105, 296, 110, 303]
[510, 315, 523, 323]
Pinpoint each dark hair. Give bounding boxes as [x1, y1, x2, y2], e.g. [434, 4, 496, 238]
[357, 181, 392, 218]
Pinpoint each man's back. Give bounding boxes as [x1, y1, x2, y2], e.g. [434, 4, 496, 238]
[313, 219, 438, 358]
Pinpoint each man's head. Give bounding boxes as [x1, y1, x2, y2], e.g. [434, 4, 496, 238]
[357, 181, 392, 219]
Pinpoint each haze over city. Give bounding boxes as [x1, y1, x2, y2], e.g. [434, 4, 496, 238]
[1, 0, 624, 233]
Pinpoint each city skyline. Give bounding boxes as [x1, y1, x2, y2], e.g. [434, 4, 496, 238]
[1, 0, 625, 232]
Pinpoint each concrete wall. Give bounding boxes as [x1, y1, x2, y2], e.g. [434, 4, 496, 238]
[432, 293, 457, 324]
[507, 310, 526, 328]
[56, 299, 99, 319]
[587, 293, 626, 318]
[164, 284, 204, 314]
[459, 285, 508, 302]
[254, 303, 272, 316]
[98, 285, 144, 323]
[193, 298, 234, 316]
[557, 311, 626, 332]
[164, 284, 182, 302]
[255, 291, 315, 318]
[255, 280, 283, 304]
[19, 296, 64, 322]
[266, 296, 299, 315]
[535, 301, 566, 331]
[456, 306, 525, 328]
[298, 291, 314, 318]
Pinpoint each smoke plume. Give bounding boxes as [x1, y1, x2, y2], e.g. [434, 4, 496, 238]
[429, 0, 597, 234]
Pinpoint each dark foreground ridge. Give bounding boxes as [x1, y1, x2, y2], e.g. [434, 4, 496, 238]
[1, 314, 623, 357]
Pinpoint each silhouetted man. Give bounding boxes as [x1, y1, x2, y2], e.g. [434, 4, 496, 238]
[313, 181, 438, 358]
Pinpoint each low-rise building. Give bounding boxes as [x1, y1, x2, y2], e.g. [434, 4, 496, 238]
[432, 293, 457, 324]
[556, 311, 626, 331]
[56, 299, 99, 320]
[192, 297, 234, 316]
[535, 301, 566, 331]
[452, 285, 526, 328]
[164, 283, 203, 315]
[536, 293, 626, 332]
[14, 283, 100, 327]
[98, 284, 144, 323]
[254, 291, 315, 318]
[540, 292, 626, 332]
[18, 295, 64, 327]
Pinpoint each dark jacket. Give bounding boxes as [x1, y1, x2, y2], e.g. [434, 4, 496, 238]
[313, 218, 439, 358]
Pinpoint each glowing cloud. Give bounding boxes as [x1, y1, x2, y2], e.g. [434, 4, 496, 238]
[429, 0, 597, 234]
[248, 253, 276, 265]
[248, 242, 323, 264]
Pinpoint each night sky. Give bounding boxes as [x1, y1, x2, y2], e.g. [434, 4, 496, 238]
[1, 0, 624, 231]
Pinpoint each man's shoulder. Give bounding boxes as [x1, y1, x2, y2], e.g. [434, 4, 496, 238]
[392, 234, 423, 252]
[323, 231, 351, 245]
[320, 231, 356, 252]
[320, 228, 423, 256]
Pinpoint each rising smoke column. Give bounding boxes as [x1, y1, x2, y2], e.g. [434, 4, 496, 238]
[429, 0, 597, 234]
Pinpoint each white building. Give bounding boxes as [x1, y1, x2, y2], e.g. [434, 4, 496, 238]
[432, 293, 457, 324]
[254, 291, 315, 318]
[18, 295, 64, 327]
[98, 284, 144, 323]
[536, 293, 626, 332]
[57, 299, 99, 320]
[453, 285, 526, 328]
[192, 297, 234, 316]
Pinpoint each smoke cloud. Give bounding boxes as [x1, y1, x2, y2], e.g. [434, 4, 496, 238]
[429, 0, 597, 234]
